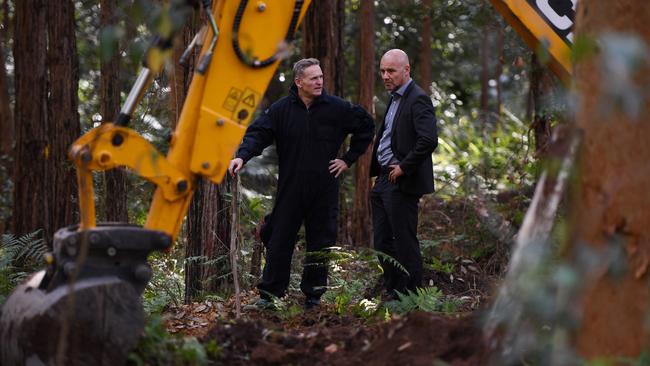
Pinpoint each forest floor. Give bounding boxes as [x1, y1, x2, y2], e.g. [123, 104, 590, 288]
[159, 194, 526, 365]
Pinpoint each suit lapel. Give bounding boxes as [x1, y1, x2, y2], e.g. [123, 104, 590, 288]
[390, 81, 415, 146]
[377, 95, 393, 137]
[393, 81, 414, 129]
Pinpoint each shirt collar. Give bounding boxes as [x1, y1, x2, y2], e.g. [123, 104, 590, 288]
[391, 78, 412, 98]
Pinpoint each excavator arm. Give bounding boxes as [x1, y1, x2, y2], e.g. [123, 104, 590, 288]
[0, 1, 311, 365]
[489, 0, 576, 84]
[71, 0, 311, 240]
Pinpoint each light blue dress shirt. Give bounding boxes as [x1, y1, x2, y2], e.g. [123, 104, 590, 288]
[377, 78, 412, 166]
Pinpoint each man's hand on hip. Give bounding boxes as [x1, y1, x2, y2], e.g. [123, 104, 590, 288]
[228, 158, 244, 177]
[329, 159, 348, 178]
[388, 164, 404, 183]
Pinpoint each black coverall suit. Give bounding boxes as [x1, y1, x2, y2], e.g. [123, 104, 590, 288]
[236, 85, 374, 300]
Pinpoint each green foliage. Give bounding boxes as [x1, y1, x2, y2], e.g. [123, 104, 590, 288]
[426, 257, 455, 274]
[128, 315, 210, 366]
[571, 34, 598, 64]
[322, 248, 378, 299]
[434, 108, 537, 197]
[0, 155, 12, 223]
[385, 287, 460, 315]
[582, 350, 650, 366]
[350, 298, 380, 319]
[334, 292, 351, 315]
[143, 252, 185, 314]
[365, 248, 410, 277]
[253, 293, 303, 318]
[420, 239, 441, 251]
[470, 243, 494, 261]
[0, 231, 47, 305]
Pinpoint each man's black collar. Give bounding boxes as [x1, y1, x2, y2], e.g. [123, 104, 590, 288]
[289, 83, 329, 107]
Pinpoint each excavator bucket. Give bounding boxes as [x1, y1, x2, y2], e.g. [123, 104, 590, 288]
[0, 224, 171, 365]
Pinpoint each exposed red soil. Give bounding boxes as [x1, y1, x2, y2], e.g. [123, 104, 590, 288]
[200, 309, 489, 366]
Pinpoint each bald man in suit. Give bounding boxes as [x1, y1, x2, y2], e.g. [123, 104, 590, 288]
[370, 49, 438, 298]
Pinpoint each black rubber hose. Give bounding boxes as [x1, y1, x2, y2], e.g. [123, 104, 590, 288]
[232, 0, 304, 68]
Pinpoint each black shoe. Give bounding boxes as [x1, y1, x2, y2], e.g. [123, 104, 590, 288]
[304, 297, 321, 310]
[243, 297, 277, 311]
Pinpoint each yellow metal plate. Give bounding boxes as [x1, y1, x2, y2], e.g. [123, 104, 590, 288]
[190, 0, 311, 184]
[490, 0, 575, 84]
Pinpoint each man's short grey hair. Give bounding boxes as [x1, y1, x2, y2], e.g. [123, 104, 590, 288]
[293, 58, 320, 79]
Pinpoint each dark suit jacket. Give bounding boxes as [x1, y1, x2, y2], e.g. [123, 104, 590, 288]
[370, 81, 438, 196]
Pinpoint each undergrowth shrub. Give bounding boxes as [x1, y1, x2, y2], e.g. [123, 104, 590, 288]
[388, 287, 461, 315]
[0, 230, 47, 305]
[144, 252, 185, 314]
[128, 315, 215, 366]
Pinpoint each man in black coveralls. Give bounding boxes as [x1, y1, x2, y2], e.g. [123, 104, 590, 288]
[228, 58, 374, 310]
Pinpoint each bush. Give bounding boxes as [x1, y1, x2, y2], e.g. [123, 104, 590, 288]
[0, 231, 47, 305]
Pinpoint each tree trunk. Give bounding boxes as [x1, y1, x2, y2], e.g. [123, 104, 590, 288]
[47, 0, 81, 235]
[571, 0, 650, 358]
[350, 0, 375, 248]
[302, 0, 344, 95]
[170, 9, 199, 126]
[479, 23, 490, 124]
[0, 42, 13, 236]
[418, 0, 432, 91]
[179, 10, 233, 302]
[529, 54, 553, 158]
[303, 0, 348, 244]
[13, 0, 49, 242]
[495, 23, 503, 116]
[100, 0, 129, 223]
[0, 0, 13, 161]
[185, 178, 232, 302]
[172, 13, 201, 303]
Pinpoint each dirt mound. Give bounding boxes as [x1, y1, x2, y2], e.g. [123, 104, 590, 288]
[361, 312, 488, 366]
[201, 311, 489, 365]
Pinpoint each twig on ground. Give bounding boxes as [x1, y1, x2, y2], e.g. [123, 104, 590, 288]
[230, 175, 242, 318]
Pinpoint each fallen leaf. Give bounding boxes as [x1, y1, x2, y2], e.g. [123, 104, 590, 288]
[325, 344, 338, 353]
[397, 342, 412, 352]
[196, 304, 207, 312]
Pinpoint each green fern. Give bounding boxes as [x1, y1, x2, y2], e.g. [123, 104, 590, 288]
[363, 248, 410, 277]
[386, 287, 460, 315]
[128, 315, 209, 366]
[0, 230, 47, 304]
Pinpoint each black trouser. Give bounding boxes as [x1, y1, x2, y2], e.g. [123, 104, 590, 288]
[258, 178, 338, 300]
[371, 172, 422, 296]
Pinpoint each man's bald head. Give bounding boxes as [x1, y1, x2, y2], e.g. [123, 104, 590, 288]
[381, 49, 410, 67]
[379, 49, 411, 92]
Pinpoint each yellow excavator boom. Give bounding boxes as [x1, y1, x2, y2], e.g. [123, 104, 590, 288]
[489, 0, 575, 85]
[70, 0, 311, 241]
